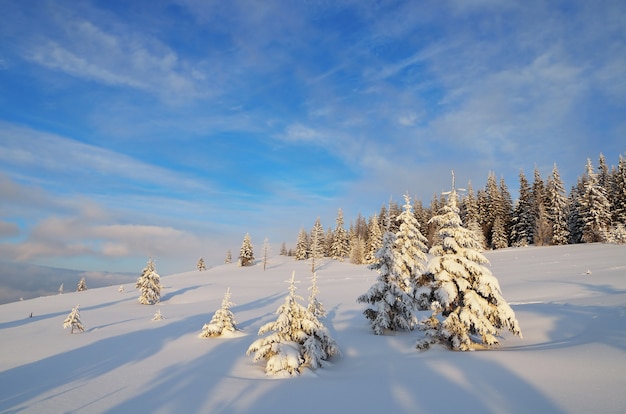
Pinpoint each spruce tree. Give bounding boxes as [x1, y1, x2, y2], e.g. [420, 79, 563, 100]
[331, 209, 349, 261]
[76, 277, 87, 292]
[224, 250, 232, 264]
[416, 177, 522, 351]
[532, 167, 551, 245]
[200, 288, 238, 337]
[294, 228, 309, 260]
[546, 163, 570, 245]
[394, 193, 428, 293]
[63, 305, 84, 334]
[310, 218, 325, 272]
[136, 257, 162, 305]
[511, 170, 534, 246]
[247, 271, 339, 376]
[579, 158, 612, 243]
[613, 155, 626, 225]
[357, 230, 417, 335]
[197, 257, 206, 271]
[462, 182, 486, 250]
[365, 214, 382, 264]
[238, 233, 255, 267]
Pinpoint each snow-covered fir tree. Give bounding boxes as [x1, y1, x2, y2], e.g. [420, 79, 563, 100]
[415, 178, 522, 351]
[307, 272, 326, 318]
[357, 229, 417, 335]
[511, 170, 534, 246]
[118, 284, 125, 293]
[462, 182, 486, 250]
[152, 309, 165, 321]
[546, 163, 570, 245]
[294, 228, 310, 260]
[310, 218, 325, 273]
[532, 167, 551, 246]
[331, 209, 349, 261]
[280, 242, 288, 256]
[63, 304, 84, 334]
[238, 233, 255, 267]
[58, 283, 64, 295]
[135, 257, 162, 305]
[365, 214, 382, 264]
[76, 277, 87, 292]
[224, 250, 232, 264]
[246, 271, 339, 376]
[200, 288, 238, 337]
[350, 235, 365, 264]
[394, 193, 428, 293]
[197, 257, 206, 271]
[612, 154, 626, 225]
[580, 158, 612, 243]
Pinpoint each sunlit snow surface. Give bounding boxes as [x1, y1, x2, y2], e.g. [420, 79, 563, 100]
[1, 244, 625, 413]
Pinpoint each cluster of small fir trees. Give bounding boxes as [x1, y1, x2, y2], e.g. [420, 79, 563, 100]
[246, 271, 339, 376]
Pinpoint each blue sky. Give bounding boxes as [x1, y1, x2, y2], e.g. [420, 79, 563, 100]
[0, 0, 625, 275]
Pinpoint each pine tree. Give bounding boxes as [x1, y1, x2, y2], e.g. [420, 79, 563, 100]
[76, 277, 87, 292]
[532, 167, 551, 245]
[310, 218, 325, 273]
[357, 230, 417, 335]
[416, 176, 522, 351]
[307, 272, 326, 318]
[462, 182, 486, 250]
[511, 170, 534, 246]
[152, 309, 165, 321]
[197, 257, 206, 271]
[136, 257, 162, 305]
[58, 283, 64, 295]
[247, 272, 339, 376]
[294, 228, 309, 260]
[350, 236, 365, 265]
[579, 158, 612, 243]
[200, 288, 238, 337]
[567, 183, 584, 244]
[613, 155, 626, 225]
[280, 242, 288, 256]
[331, 209, 349, 261]
[238, 233, 255, 267]
[394, 193, 428, 293]
[63, 305, 84, 334]
[224, 250, 232, 264]
[546, 163, 570, 245]
[365, 214, 382, 264]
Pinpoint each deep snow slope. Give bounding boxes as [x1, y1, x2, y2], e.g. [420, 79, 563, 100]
[0, 243, 625, 413]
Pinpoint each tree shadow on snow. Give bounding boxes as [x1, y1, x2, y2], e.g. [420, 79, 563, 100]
[0, 312, 208, 413]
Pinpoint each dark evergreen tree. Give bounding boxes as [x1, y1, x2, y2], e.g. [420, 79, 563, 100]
[511, 170, 534, 246]
[532, 167, 551, 246]
[579, 158, 612, 243]
[331, 209, 349, 261]
[546, 163, 570, 245]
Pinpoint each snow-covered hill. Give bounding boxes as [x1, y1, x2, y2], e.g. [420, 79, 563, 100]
[1, 244, 625, 413]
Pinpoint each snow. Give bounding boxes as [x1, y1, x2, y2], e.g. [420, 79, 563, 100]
[1, 243, 625, 413]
